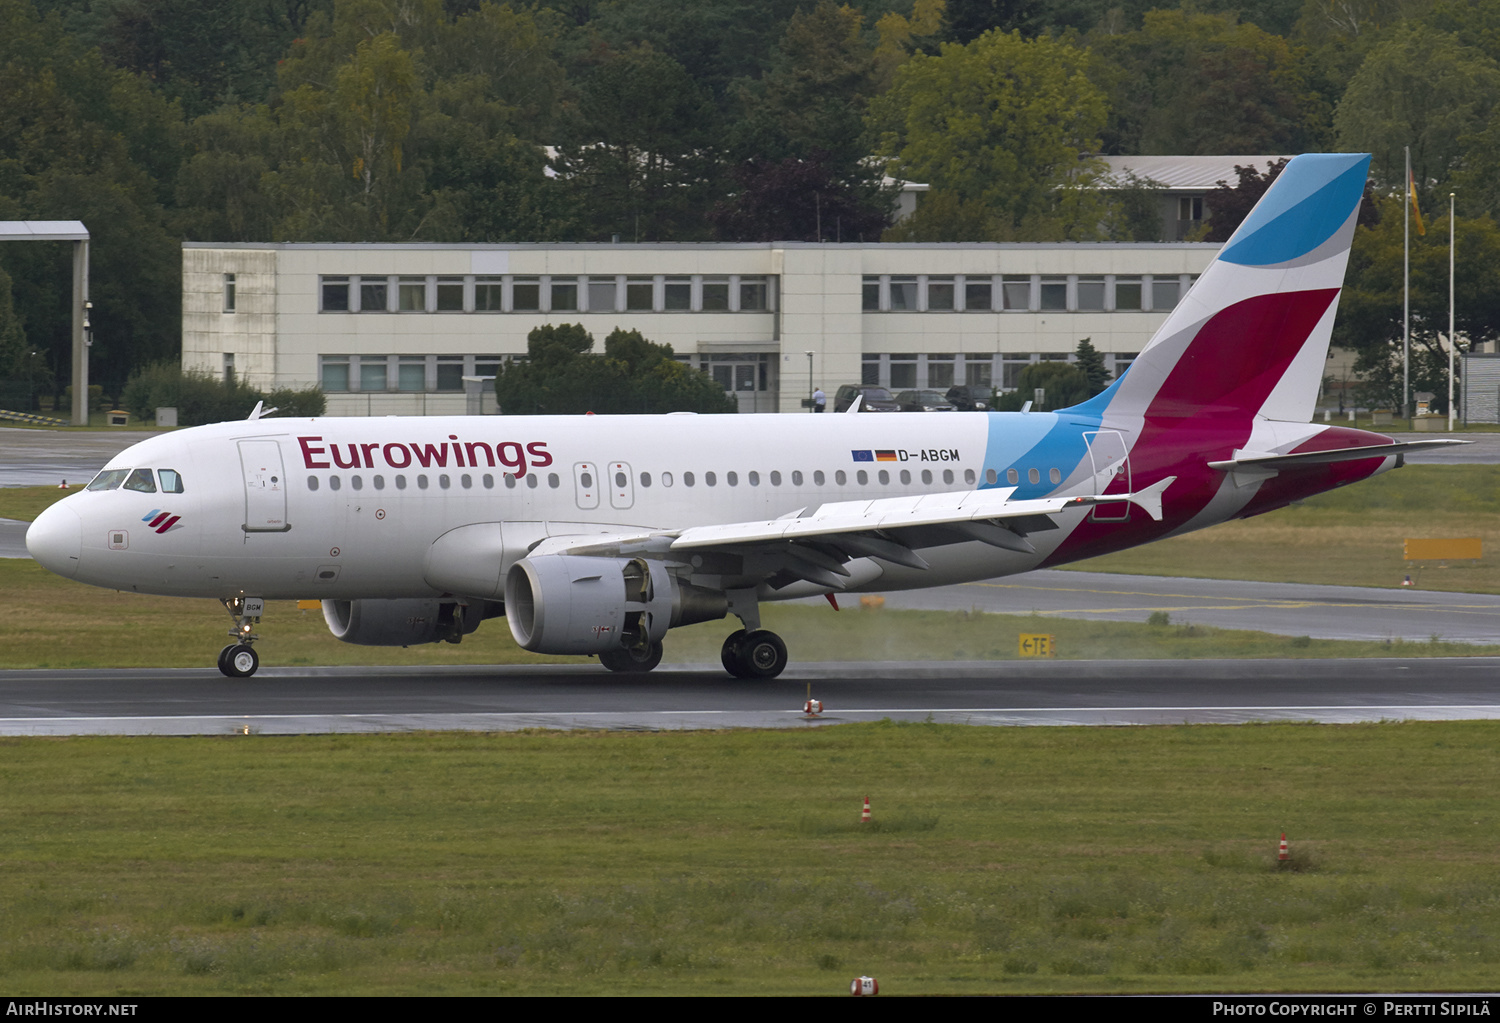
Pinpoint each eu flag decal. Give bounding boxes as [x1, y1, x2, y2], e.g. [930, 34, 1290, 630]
[852, 450, 874, 462]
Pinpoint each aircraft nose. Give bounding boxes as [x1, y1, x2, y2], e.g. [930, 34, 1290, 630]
[26, 501, 82, 578]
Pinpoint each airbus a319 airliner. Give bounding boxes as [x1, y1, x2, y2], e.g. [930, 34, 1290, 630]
[27, 153, 1461, 678]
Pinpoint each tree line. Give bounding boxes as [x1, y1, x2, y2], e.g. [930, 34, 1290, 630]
[3, 0, 1500, 411]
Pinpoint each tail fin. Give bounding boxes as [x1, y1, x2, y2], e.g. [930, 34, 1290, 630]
[1076, 153, 1371, 425]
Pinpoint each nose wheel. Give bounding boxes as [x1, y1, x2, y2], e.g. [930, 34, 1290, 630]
[720, 629, 788, 679]
[218, 643, 260, 678]
[218, 596, 264, 677]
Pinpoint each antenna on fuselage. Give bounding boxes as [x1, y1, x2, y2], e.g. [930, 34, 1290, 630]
[246, 401, 280, 421]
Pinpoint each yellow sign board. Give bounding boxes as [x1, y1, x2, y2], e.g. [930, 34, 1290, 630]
[1403, 538, 1482, 561]
[1019, 633, 1055, 658]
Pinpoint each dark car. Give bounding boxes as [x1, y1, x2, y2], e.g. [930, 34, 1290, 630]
[945, 384, 994, 411]
[896, 389, 958, 412]
[833, 385, 901, 412]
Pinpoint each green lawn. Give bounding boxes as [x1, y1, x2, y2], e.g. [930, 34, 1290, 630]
[2, 722, 1498, 994]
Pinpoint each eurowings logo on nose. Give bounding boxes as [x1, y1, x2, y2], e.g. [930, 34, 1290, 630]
[142, 509, 181, 534]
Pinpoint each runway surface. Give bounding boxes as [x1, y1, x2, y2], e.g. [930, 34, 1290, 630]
[0, 427, 156, 487]
[2, 658, 1499, 735]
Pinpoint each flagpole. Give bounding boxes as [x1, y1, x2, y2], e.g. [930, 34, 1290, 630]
[1404, 146, 1411, 422]
[1449, 192, 1456, 431]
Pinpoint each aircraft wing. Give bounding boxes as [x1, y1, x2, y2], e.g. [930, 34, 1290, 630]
[523, 477, 1174, 590]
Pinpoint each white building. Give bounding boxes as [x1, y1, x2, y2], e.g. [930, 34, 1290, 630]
[182, 240, 1216, 415]
[1101, 155, 1289, 241]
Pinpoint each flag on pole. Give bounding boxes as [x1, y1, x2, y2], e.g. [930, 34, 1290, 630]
[1409, 166, 1426, 236]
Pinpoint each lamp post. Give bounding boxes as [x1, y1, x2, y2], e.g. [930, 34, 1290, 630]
[805, 350, 814, 412]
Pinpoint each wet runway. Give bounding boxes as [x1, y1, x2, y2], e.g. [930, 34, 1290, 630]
[1, 658, 1497, 735]
[0, 427, 155, 487]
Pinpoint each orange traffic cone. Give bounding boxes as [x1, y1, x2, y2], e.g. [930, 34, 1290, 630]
[1278, 832, 1289, 862]
[861, 796, 871, 823]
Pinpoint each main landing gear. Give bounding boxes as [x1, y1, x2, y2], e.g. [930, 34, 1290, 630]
[720, 629, 788, 679]
[218, 596, 264, 678]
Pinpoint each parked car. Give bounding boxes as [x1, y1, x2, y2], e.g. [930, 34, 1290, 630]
[945, 384, 994, 411]
[833, 385, 901, 412]
[896, 389, 958, 412]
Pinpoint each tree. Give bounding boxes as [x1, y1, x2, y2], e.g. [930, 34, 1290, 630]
[1092, 9, 1328, 156]
[494, 324, 737, 414]
[1334, 196, 1500, 412]
[1074, 338, 1110, 395]
[0, 0, 184, 398]
[871, 29, 1110, 241]
[552, 46, 720, 241]
[993, 361, 1094, 411]
[1333, 25, 1500, 193]
[710, 152, 890, 242]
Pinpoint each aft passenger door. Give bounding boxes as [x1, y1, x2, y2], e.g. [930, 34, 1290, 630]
[239, 439, 290, 532]
[1083, 431, 1130, 522]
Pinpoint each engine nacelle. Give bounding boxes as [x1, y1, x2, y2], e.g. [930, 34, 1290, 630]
[322, 598, 490, 647]
[504, 555, 726, 654]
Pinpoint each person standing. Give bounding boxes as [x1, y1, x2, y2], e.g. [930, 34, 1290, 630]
[813, 386, 826, 412]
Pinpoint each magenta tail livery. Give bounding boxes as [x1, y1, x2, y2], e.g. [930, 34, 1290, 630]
[26, 153, 1463, 678]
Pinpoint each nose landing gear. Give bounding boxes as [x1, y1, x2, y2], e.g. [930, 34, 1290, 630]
[218, 596, 264, 677]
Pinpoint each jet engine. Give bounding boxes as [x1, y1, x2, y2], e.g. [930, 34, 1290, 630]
[504, 555, 726, 654]
[322, 598, 495, 646]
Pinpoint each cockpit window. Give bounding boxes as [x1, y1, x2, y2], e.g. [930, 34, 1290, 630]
[86, 468, 131, 491]
[123, 468, 157, 493]
[158, 469, 184, 494]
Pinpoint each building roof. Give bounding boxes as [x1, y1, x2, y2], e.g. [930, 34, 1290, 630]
[0, 220, 89, 241]
[1101, 156, 1290, 192]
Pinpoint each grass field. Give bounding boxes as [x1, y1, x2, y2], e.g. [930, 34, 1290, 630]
[2, 722, 1499, 995]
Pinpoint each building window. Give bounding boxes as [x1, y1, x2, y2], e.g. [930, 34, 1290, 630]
[626, 278, 654, 311]
[965, 278, 993, 311]
[1076, 276, 1105, 311]
[702, 278, 729, 311]
[664, 277, 692, 311]
[223, 273, 236, 313]
[888, 276, 917, 311]
[890, 354, 917, 389]
[513, 277, 541, 311]
[436, 278, 464, 311]
[550, 278, 578, 312]
[587, 277, 617, 313]
[1179, 196, 1204, 222]
[1114, 277, 1143, 311]
[398, 277, 426, 312]
[360, 358, 389, 392]
[862, 355, 880, 386]
[862, 277, 880, 311]
[1002, 277, 1031, 310]
[739, 277, 769, 311]
[1152, 277, 1180, 311]
[436, 356, 465, 391]
[966, 358, 993, 387]
[926, 354, 955, 389]
[926, 277, 955, 311]
[321, 276, 350, 312]
[475, 276, 504, 311]
[359, 277, 389, 313]
[321, 357, 350, 392]
[1039, 279, 1067, 311]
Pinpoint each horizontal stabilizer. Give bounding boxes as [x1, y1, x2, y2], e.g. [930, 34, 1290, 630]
[1208, 440, 1468, 472]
